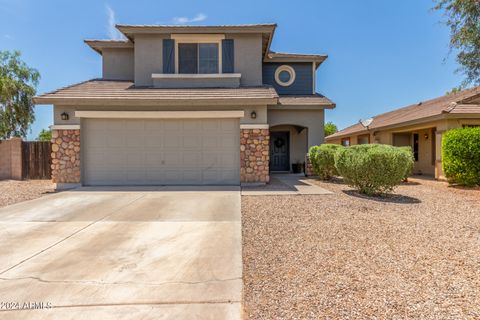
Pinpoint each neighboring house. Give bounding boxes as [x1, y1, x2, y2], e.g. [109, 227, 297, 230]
[34, 24, 335, 188]
[325, 87, 480, 179]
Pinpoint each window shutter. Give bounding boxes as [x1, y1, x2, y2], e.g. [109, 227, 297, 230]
[222, 39, 234, 73]
[163, 39, 175, 74]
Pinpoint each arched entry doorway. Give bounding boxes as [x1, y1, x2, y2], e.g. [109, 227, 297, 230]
[270, 124, 308, 172]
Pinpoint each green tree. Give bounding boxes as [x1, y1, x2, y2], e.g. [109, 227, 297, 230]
[0, 50, 40, 139]
[324, 121, 338, 137]
[37, 128, 51, 141]
[446, 86, 462, 95]
[434, 0, 480, 86]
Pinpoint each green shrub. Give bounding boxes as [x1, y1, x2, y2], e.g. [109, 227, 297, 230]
[308, 144, 343, 179]
[442, 127, 480, 186]
[334, 144, 414, 195]
[399, 146, 415, 179]
[308, 145, 320, 175]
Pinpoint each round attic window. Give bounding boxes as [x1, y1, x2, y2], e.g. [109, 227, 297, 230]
[274, 65, 296, 87]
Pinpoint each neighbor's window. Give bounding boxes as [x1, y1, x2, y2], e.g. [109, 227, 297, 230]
[357, 134, 370, 145]
[341, 137, 350, 147]
[178, 43, 219, 74]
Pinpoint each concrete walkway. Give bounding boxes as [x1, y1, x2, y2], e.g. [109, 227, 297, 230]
[0, 187, 242, 319]
[242, 174, 333, 196]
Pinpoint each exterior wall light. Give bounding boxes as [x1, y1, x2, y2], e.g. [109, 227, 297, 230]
[61, 112, 69, 121]
[250, 111, 257, 119]
[424, 133, 429, 139]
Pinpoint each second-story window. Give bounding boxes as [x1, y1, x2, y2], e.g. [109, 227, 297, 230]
[178, 43, 219, 74]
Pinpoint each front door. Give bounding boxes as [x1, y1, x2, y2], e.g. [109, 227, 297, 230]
[270, 131, 289, 171]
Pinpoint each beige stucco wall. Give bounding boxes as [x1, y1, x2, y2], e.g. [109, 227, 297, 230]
[102, 48, 134, 80]
[270, 125, 307, 164]
[415, 128, 434, 175]
[152, 76, 240, 88]
[225, 33, 263, 86]
[134, 34, 166, 87]
[268, 108, 325, 147]
[53, 104, 268, 126]
[131, 33, 263, 87]
[54, 105, 324, 169]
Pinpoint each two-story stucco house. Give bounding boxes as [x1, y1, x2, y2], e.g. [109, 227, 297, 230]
[34, 23, 335, 188]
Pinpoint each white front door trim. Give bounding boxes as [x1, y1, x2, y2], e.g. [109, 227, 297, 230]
[75, 110, 245, 119]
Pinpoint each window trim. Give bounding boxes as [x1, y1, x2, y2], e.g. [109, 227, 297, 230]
[171, 34, 224, 74]
[274, 65, 296, 87]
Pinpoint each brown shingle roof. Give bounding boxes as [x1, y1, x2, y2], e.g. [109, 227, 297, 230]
[265, 51, 328, 68]
[278, 94, 335, 107]
[448, 104, 480, 114]
[115, 23, 277, 32]
[326, 86, 480, 140]
[33, 79, 279, 106]
[84, 40, 133, 54]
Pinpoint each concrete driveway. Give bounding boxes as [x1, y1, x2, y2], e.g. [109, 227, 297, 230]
[0, 186, 242, 319]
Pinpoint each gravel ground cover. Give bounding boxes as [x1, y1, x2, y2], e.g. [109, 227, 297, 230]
[0, 180, 55, 208]
[242, 177, 480, 319]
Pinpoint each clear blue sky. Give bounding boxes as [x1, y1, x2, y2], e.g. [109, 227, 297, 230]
[0, 0, 462, 139]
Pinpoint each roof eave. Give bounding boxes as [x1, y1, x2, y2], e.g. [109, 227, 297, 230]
[263, 27, 276, 60]
[116, 24, 277, 36]
[323, 103, 336, 109]
[264, 53, 328, 68]
[325, 129, 368, 141]
[278, 102, 335, 107]
[84, 40, 133, 54]
[33, 96, 278, 106]
[325, 114, 452, 141]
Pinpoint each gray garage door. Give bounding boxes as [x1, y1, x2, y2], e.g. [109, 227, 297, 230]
[82, 118, 240, 186]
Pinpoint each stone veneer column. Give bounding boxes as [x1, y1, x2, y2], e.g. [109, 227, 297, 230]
[51, 129, 81, 183]
[240, 128, 270, 183]
[304, 153, 315, 177]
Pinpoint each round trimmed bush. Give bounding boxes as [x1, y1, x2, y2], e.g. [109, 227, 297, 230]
[308, 144, 343, 180]
[399, 146, 415, 179]
[442, 127, 480, 186]
[334, 144, 414, 195]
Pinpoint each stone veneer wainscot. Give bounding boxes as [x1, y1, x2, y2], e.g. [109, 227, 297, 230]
[240, 128, 270, 183]
[51, 129, 81, 183]
[304, 154, 315, 177]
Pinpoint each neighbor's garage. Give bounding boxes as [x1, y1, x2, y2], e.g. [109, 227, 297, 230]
[82, 117, 240, 186]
